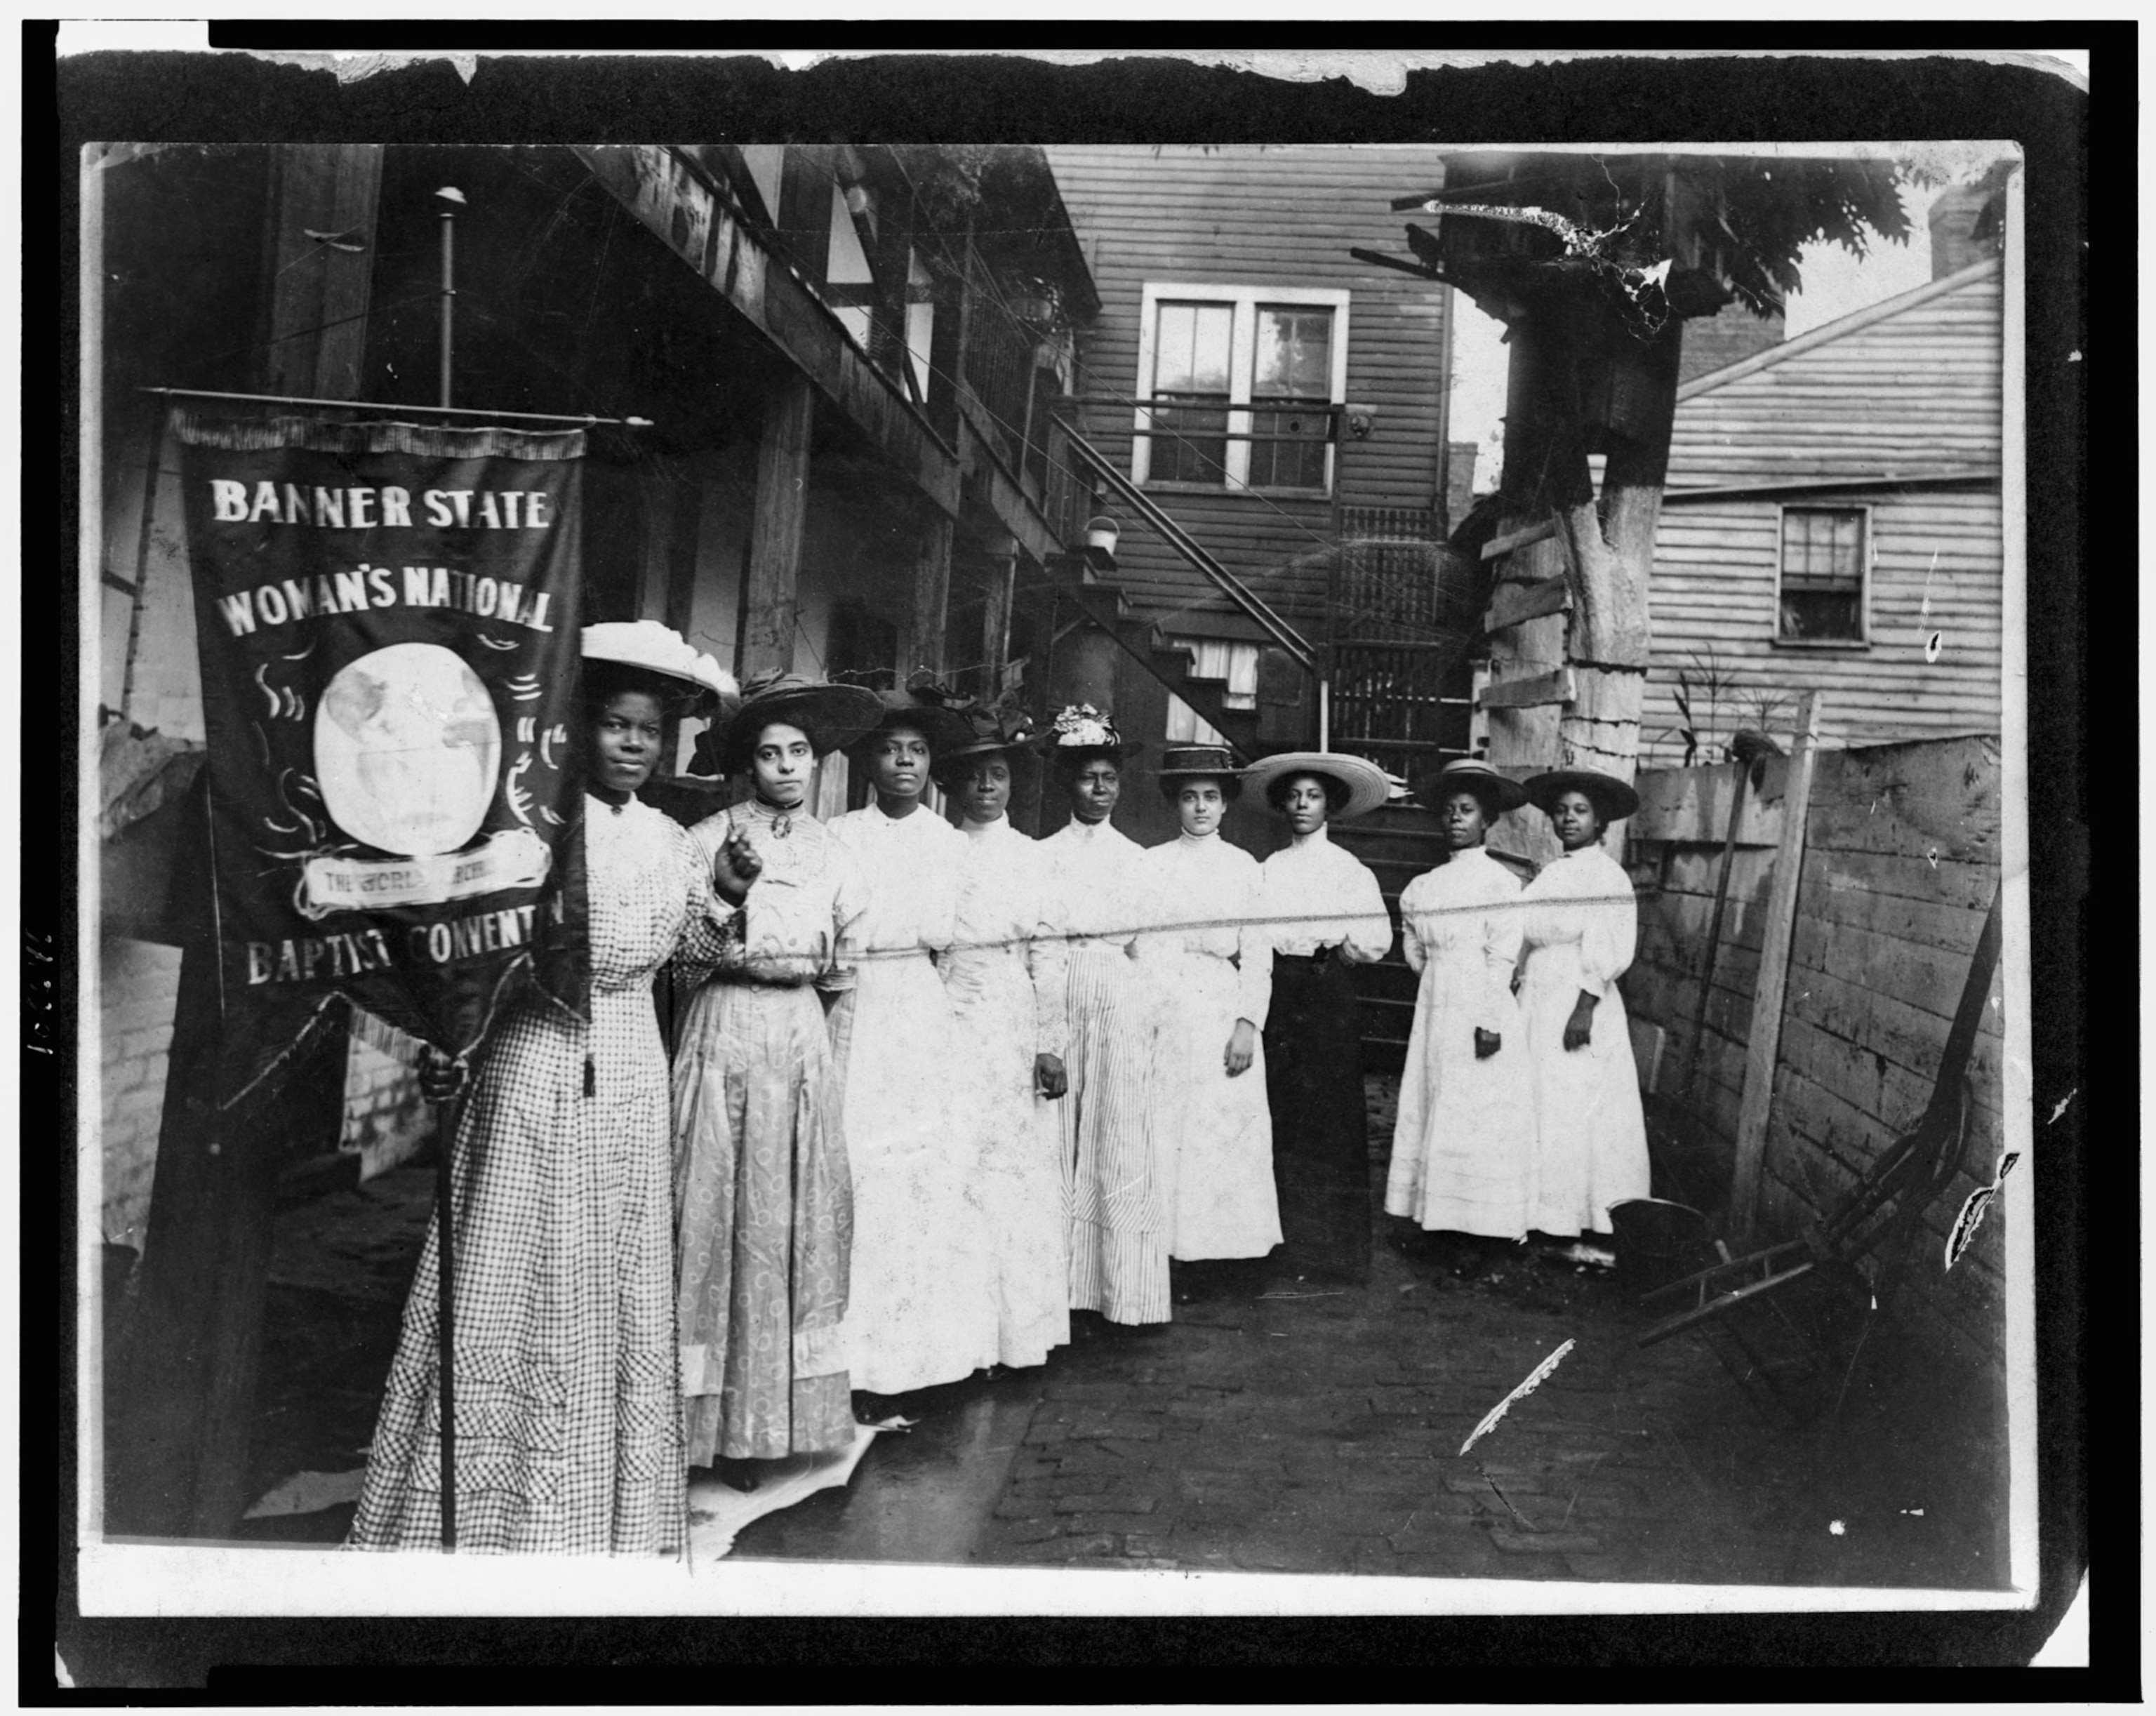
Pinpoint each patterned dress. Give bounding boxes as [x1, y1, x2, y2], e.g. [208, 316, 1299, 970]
[1385, 846, 1537, 1238]
[1518, 843, 1652, 1236]
[826, 803, 997, 1394]
[1042, 816, 1166, 1324]
[943, 815, 1071, 1370]
[1259, 827, 1394, 1278]
[1136, 832, 1282, 1261]
[351, 794, 726, 1555]
[673, 796, 864, 1462]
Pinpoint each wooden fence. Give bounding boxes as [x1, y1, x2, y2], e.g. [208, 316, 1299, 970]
[1621, 733, 2009, 1376]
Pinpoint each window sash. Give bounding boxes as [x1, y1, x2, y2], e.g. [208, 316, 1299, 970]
[1133, 285, 1348, 493]
[1777, 507, 1868, 641]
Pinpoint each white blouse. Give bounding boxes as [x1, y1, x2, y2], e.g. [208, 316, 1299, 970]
[1518, 843, 1638, 997]
[952, 814, 1070, 1058]
[1039, 815, 1147, 952]
[1135, 832, 1272, 1030]
[827, 801, 962, 962]
[1258, 825, 1394, 963]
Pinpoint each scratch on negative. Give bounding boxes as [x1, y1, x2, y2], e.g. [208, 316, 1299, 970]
[1944, 1150, 2021, 1271]
[1458, 1338, 1576, 1457]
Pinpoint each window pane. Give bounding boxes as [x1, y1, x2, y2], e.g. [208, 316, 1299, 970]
[1155, 304, 1195, 392]
[1779, 509, 1865, 639]
[1156, 301, 1232, 394]
[1151, 302, 1232, 485]
[1255, 307, 1332, 397]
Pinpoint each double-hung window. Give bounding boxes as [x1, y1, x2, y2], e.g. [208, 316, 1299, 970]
[1134, 284, 1350, 495]
[1776, 506, 1869, 643]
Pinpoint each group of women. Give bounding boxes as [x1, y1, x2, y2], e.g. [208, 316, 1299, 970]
[347, 619, 1649, 1557]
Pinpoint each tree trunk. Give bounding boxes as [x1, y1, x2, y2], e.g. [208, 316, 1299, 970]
[1483, 299, 1682, 854]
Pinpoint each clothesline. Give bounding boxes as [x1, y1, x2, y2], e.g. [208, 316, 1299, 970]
[694, 891, 1642, 965]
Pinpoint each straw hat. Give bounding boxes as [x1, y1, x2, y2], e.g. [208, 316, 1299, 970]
[1154, 742, 1246, 799]
[580, 620, 736, 712]
[1525, 767, 1641, 823]
[718, 670, 885, 773]
[1411, 757, 1529, 814]
[1240, 750, 1392, 823]
[1039, 703, 1144, 766]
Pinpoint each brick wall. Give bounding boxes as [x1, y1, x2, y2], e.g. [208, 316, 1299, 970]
[1676, 298, 1785, 388]
[1621, 735, 2008, 1376]
[98, 940, 435, 1246]
[98, 938, 185, 1251]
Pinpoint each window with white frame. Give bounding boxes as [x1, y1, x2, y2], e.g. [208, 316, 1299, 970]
[1776, 507, 1869, 642]
[1164, 637, 1261, 743]
[1134, 285, 1350, 494]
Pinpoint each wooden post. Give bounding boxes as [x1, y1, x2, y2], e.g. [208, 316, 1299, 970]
[260, 145, 384, 401]
[981, 550, 1016, 696]
[742, 375, 814, 677]
[910, 509, 954, 680]
[1729, 691, 1822, 1239]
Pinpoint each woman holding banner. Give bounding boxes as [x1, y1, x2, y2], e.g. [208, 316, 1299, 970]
[351, 622, 738, 1556]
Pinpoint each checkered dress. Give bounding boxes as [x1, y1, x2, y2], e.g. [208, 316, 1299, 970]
[350, 796, 726, 1555]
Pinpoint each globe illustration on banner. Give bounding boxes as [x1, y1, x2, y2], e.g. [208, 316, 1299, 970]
[314, 643, 502, 857]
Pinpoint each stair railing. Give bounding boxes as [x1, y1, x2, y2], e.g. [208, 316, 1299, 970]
[1050, 411, 1316, 676]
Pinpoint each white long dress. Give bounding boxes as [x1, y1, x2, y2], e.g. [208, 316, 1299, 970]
[1136, 831, 1282, 1261]
[826, 803, 995, 1393]
[943, 814, 1072, 1369]
[1042, 816, 1167, 1324]
[1518, 842, 1651, 1236]
[1384, 846, 1536, 1238]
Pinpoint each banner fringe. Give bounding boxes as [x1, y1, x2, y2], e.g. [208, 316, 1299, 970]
[171, 409, 587, 462]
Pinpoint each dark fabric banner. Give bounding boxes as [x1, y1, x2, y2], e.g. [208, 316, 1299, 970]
[173, 409, 591, 1107]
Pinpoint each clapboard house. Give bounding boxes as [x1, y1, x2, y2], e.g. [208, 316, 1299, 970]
[1642, 253, 2006, 764]
[1040, 145, 1472, 853]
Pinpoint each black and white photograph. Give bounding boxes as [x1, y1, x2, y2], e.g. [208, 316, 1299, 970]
[53, 37, 2095, 1681]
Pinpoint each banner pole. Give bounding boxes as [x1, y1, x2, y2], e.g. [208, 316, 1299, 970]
[434, 1086, 458, 1551]
[437, 187, 463, 411]
[433, 181, 464, 1552]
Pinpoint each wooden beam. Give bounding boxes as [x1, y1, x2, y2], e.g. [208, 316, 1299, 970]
[910, 510, 954, 680]
[1480, 517, 1559, 561]
[573, 145, 961, 519]
[742, 375, 814, 677]
[1477, 667, 1574, 710]
[1729, 691, 1823, 1240]
[1486, 575, 1571, 632]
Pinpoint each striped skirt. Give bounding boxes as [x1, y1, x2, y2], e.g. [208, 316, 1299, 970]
[1062, 944, 1169, 1325]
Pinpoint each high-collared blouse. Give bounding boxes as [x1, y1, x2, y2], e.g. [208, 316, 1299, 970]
[691, 794, 865, 990]
[1134, 831, 1272, 1030]
[1258, 825, 1395, 963]
[1039, 815, 1147, 954]
[952, 814, 1070, 1058]
[826, 800, 962, 964]
[1518, 842, 1638, 998]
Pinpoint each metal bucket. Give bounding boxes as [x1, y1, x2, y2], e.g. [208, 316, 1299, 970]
[1607, 1197, 1713, 1295]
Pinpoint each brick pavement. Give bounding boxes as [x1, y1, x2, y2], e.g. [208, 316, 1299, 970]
[959, 1077, 2009, 1588]
[218, 1074, 2011, 1586]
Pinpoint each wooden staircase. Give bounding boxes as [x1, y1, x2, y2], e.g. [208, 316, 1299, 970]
[1040, 558, 1265, 758]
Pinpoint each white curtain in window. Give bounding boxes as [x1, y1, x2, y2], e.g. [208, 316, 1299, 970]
[1164, 638, 1260, 743]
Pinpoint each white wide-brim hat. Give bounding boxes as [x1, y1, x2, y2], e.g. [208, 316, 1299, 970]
[580, 621, 736, 710]
[1240, 750, 1392, 822]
